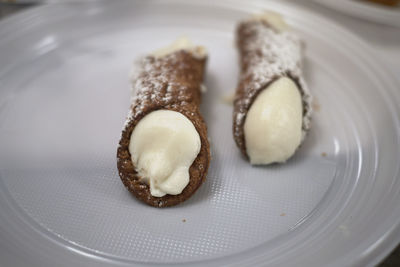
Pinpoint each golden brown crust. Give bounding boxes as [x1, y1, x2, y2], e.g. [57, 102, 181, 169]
[117, 51, 210, 207]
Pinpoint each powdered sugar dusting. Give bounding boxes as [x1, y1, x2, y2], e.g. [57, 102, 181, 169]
[118, 50, 206, 150]
[233, 20, 312, 151]
[117, 49, 210, 207]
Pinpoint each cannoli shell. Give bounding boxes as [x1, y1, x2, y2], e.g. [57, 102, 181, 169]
[117, 51, 210, 207]
[233, 19, 312, 158]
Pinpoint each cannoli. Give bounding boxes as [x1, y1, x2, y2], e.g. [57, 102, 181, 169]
[117, 38, 210, 207]
[233, 12, 312, 165]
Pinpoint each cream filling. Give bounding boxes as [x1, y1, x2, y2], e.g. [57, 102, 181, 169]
[252, 11, 290, 31]
[152, 36, 207, 59]
[129, 110, 201, 197]
[244, 77, 303, 165]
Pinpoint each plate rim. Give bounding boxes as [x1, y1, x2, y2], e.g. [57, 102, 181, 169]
[313, 0, 400, 28]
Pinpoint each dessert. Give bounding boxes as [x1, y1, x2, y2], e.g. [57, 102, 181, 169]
[233, 12, 312, 165]
[117, 38, 210, 207]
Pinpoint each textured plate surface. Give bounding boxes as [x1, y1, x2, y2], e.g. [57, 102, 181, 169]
[0, 1, 400, 266]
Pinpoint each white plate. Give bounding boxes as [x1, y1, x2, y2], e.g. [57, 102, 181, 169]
[0, 1, 399, 266]
[314, 0, 400, 28]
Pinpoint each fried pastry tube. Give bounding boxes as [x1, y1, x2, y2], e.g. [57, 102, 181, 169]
[117, 38, 210, 207]
[233, 12, 312, 165]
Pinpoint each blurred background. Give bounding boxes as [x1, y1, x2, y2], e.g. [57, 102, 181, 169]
[0, 0, 399, 266]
